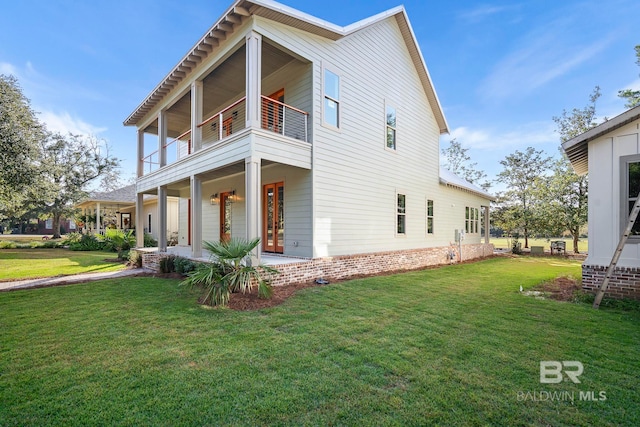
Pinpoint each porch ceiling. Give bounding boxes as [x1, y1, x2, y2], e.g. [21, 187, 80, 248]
[149, 41, 299, 138]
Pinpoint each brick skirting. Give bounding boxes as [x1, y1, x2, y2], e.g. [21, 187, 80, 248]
[582, 264, 640, 300]
[140, 243, 494, 287]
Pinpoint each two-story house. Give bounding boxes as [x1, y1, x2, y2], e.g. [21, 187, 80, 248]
[125, 0, 494, 280]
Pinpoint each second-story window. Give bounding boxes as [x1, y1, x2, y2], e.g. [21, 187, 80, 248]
[323, 68, 340, 128]
[386, 105, 396, 150]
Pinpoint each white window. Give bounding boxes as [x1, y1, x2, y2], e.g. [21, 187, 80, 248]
[621, 154, 640, 240]
[465, 207, 479, 234]
[426, 199, 434, 234]
[386, 105, 396, 150]
[323, 68, 340, 128]
[397, 194, 406, 234]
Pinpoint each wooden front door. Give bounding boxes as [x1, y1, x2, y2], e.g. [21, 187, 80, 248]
[220, 192, 233, 242]
[262, 89, 284, 133]
[263, 182, 284, 253]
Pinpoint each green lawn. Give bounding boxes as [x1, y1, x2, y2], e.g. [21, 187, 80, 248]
[492, 236, 589, 252]
[1, 257, 638, 426]
[0, 249, 126, 281]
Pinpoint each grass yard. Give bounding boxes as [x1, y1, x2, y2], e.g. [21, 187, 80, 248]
[1, 257, 638, 426]
[491, 236, 589, 253]
[0, 249, 126, 281]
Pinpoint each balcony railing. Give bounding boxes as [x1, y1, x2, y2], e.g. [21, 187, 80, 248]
[261, 95, 308, 142]
[199, 97, 247, 144]
[140, 97, 309, 175]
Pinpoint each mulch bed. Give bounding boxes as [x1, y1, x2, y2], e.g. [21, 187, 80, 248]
[533, 276, 582, 301]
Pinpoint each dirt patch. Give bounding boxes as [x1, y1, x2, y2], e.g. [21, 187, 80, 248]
[531, 276, 582, 301]
[227, 281, 320, 311]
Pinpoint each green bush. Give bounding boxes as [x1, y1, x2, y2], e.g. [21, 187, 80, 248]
[128, 250, 142, 268]
[0, 241, 16, 249]
[173, 256, 197, 275]
[102, 229, 136, 260]
[69, 234, 105, 251]
[144, 233, 158, 247]
[159, 254, 177, 273]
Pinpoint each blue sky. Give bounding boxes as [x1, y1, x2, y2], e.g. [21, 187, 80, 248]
[1, 0, 639, 187]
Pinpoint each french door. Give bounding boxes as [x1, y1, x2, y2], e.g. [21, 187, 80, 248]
[219, 191, 233, 242]
[263, 182, 284, 253]
[262, 89, 284, 133]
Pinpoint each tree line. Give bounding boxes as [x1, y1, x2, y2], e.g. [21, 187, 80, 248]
[442, 44, 640, 253]
[0, 74, 120, 238]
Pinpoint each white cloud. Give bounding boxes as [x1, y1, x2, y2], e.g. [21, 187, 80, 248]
[0, 62, 19, 76]
[458, 5, 515, 23]
[449, 122, 558, 151]
[480, 20, 616, 100]
[38, 110, 107, 136]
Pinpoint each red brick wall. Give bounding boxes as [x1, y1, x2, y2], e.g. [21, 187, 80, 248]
[141, 243, 494, 287]
[582, 264, 640, 300]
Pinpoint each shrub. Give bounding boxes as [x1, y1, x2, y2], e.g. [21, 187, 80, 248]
[511, 234, 522, 255]
[0, 241, 16, 249]
[144, 233, 158, 247]
[181, 238, 278, 307]
[160, 254, 177, 273]
[102, 229, 136, 260]
[128, 250, 142, 268]
[69, 234, 105, 251]
[174, 256, 197, 275]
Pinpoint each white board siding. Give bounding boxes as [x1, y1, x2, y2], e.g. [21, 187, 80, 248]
[587, 121, 640, 267]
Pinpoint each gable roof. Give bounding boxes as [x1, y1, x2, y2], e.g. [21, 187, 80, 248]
[562, 104, 640, 175]
[123, 0, 448, 134]
[439, 168, 495, 201]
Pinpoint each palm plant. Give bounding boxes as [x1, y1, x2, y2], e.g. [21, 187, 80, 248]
[102, 229, 136, 260]
[181, 237, 279, 307]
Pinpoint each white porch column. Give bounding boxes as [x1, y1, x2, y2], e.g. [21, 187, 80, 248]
[158, 110, 167, 167]
[245, 156, 261, 263]
[190, 175, 203, 258]
[245, 31, 262, 129]
[96, 202, 101, 234]
[191, 81, 203, 153]
[137, 129, 144, 177]
[158, 186, 168, 252]
[136, 193, 144, 248]
[484, 205, 490, 244]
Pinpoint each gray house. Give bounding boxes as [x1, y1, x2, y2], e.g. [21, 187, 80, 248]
[125, 0, 493, 277]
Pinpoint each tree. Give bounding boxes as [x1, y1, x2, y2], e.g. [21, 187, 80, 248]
[0, 75, 44, 213]
[534, 157, 588, 253]
[441, 139, 491, 190]
[543, 87, 600, 253]
[618, 45, 640, 109]
[495, 147, 553, 248]
[37, 132, 120, 238]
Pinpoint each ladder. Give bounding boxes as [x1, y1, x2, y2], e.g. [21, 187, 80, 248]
[593, 190, 640, 308]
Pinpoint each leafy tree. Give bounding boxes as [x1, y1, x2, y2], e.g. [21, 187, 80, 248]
[534, 157, 588, 253]
[543, 87, 600, 253]
[0, 75, 44, 213]
[495, 147, 553, 248]
[441, 139, 491, 190]
[618, 45, 640, 109]
[37, 132, 120, 238]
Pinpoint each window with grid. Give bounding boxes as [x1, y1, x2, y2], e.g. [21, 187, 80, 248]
[426, 199, 434, 234]
[465, 206, 479, 234]
[323, 68, 340, 128]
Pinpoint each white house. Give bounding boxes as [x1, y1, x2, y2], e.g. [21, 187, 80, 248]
[563, 105, 640, 300]
[124, 0, 493, 279]
[75, 184, 179, 242]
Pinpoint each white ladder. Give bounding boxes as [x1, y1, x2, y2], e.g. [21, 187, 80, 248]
[593, 190, 640, 308]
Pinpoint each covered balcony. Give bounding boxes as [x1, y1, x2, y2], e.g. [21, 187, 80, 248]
[137, 34, 312, 180]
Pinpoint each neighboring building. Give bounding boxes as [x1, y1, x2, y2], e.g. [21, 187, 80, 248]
[563, 105, 640, 300]
[125, 0, 494, 274]
[75, 184, 179, 241]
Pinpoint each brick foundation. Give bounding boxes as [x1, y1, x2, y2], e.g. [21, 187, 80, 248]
[582, 264, 640, 300]
[141, 243, 493, 286]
